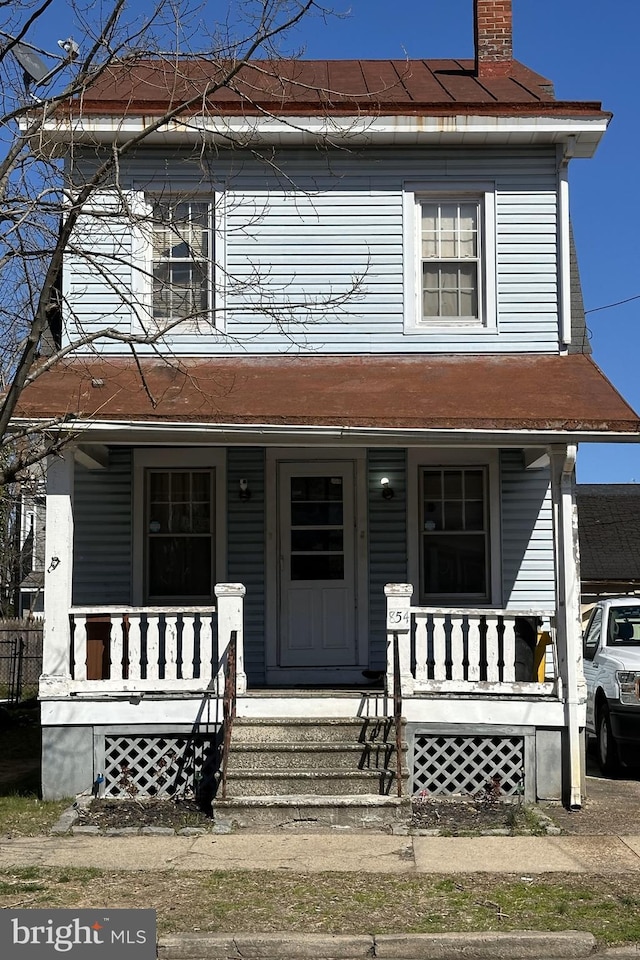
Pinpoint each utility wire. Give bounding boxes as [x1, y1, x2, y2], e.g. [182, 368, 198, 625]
[585, 294, 640, 315]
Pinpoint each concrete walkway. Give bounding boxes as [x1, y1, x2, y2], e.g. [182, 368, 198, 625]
[2, 832, 640, 958]
[3, 830, 640, 873]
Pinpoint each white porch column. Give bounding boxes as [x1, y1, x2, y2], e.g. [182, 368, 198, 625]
[215, 583, 247, 695]
[550, 444, 584, 809]
[42, 451, 75, 680]
[385, 583, 414, 697]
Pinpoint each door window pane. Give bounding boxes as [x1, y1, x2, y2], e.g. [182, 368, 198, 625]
[289, 475, 345, 581]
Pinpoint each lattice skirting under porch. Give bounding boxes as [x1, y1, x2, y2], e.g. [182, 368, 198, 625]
[102, 733, 219, 799]
[412, 733, 526, 798]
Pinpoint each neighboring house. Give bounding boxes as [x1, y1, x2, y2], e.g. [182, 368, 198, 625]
[577, 485, 640, 613]
[18, 482, 45, 618]
[17, 1, 640, 814]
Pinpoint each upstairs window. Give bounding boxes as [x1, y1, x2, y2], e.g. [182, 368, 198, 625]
[403, 182, 496, 334]
[150, 199, 212, 321]
[421, 200, 480, 322]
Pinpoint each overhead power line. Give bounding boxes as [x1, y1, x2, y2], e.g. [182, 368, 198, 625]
[585, 294, 640, 315]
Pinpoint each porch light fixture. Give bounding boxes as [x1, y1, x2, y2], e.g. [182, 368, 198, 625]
[380, 477, 394, 500]
[238, 478, 251, 501]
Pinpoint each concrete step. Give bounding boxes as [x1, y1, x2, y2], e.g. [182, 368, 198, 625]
[226, 741, 405, 773]
[224, 769, 393, 797]
[230, 717, 402, 745]
[214, 794, 410, 830]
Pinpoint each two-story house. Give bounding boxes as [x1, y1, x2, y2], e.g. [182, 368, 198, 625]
[18, 1, 640, 821]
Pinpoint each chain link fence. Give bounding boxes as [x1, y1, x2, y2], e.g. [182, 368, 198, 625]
[0, 619, 43, 703]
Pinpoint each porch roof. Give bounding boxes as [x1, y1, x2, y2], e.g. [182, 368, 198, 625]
[16, 354, 640, 438]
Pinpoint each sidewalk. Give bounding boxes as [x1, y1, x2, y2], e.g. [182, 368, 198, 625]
[2, 832, 640, 958]
[3, 830, 640, 873]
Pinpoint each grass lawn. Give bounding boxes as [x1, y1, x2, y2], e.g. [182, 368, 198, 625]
[0, 868, 638, 947]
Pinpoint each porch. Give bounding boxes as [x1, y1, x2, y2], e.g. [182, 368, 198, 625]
[37, 585, 565, 813]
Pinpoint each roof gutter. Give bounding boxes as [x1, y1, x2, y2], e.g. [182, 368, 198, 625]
[14, 417, 640, 447]
[33, 113, 611, 158]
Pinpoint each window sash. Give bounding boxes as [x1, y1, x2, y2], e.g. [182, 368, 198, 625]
[145, 468, 214, 603]
[420, 199, 481, 322]
[420, 466, 489, 600]
[151, 200, 212, 320]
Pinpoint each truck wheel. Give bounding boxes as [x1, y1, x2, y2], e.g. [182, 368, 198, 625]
[597, 703, 620, 776]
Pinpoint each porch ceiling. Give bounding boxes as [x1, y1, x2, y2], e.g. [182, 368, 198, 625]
[16, 354, 640, 436]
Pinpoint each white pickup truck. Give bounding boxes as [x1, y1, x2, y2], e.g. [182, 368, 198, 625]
[583, 598, 640, 775]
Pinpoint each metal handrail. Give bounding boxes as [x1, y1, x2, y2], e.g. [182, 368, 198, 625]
[220, 630, 237, 800]
[392, 630, 403, 798]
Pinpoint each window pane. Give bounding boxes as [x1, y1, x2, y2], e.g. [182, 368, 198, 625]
[423, 473, 442, 498]
[423, 500, 442, 531]
[148, 537, 211, 599]
[149, 472, 169, 500]
[192, 502, 211, 533]
[443, 471, 463, 498]
[291, 554, 344, 581]
[171, 503, 191, 533]
[440, 203, 456, 231]
[465, 470, 484, 499]
[171, 473, 190, 501]
[440, 289, 458, 316]
[291, 530, 344, 551]
[465, 500, 485, 530]
[422, 534, 486, 595]
[291, 502, 343, 526]
[444, 500, 463, 530]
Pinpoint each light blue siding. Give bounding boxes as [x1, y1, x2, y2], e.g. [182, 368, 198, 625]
[73, 448, 133, 605]
[226, 447, 266, 685]
[65, 146, 560, 355]
[367, 449, 407, 669]
[500, 450, 556, 609]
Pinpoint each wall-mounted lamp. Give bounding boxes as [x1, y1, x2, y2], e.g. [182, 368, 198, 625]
[239, 478, 251, 501]
[380, 477, 394, 500]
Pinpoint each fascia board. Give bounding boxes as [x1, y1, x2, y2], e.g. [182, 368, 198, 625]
[32, 114, 610, 158]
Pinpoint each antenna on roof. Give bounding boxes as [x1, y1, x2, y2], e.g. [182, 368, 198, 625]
[4, 34, 80, 97]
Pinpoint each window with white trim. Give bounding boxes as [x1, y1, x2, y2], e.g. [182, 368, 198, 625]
[145, 468, 215, 603]
[150, 199, 213, 322]
[404, 182, 496, 333]
[420, 466, 489, 601]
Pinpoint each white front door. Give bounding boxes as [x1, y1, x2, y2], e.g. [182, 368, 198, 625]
[278, 462, 357, 667]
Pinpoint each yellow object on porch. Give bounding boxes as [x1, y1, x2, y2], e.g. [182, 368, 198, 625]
[534, 631, 552, 682]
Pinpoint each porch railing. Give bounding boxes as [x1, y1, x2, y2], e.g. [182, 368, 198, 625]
[66, 583, 246, 695]
[385, 584, 558, 697]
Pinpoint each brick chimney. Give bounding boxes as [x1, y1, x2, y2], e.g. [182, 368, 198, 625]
[474, 0, 513, 78]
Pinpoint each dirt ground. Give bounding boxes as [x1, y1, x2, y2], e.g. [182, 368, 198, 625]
[4, 707, 640, 835]
[541, 746, 640, 835]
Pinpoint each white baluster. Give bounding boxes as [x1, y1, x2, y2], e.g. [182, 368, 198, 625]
[414, 613, 428, 683]
[127, 615, 142, 680]
[199, 614, 213, 681]
[467, 617, 481, 682]
[450, 615, 464, 681]
[181, 615, 196, 680]
[486, 615, 499, 682]
[503, 619, 516, 683]
[433, 614, 447, 681]
[164, 615, 178, 680]
[110, 615, 124, 681]
[146, 615, 161, 681]
[74, 616, 87, 682]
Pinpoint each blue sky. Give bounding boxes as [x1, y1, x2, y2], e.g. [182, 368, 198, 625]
[27, 1, 640, 482]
